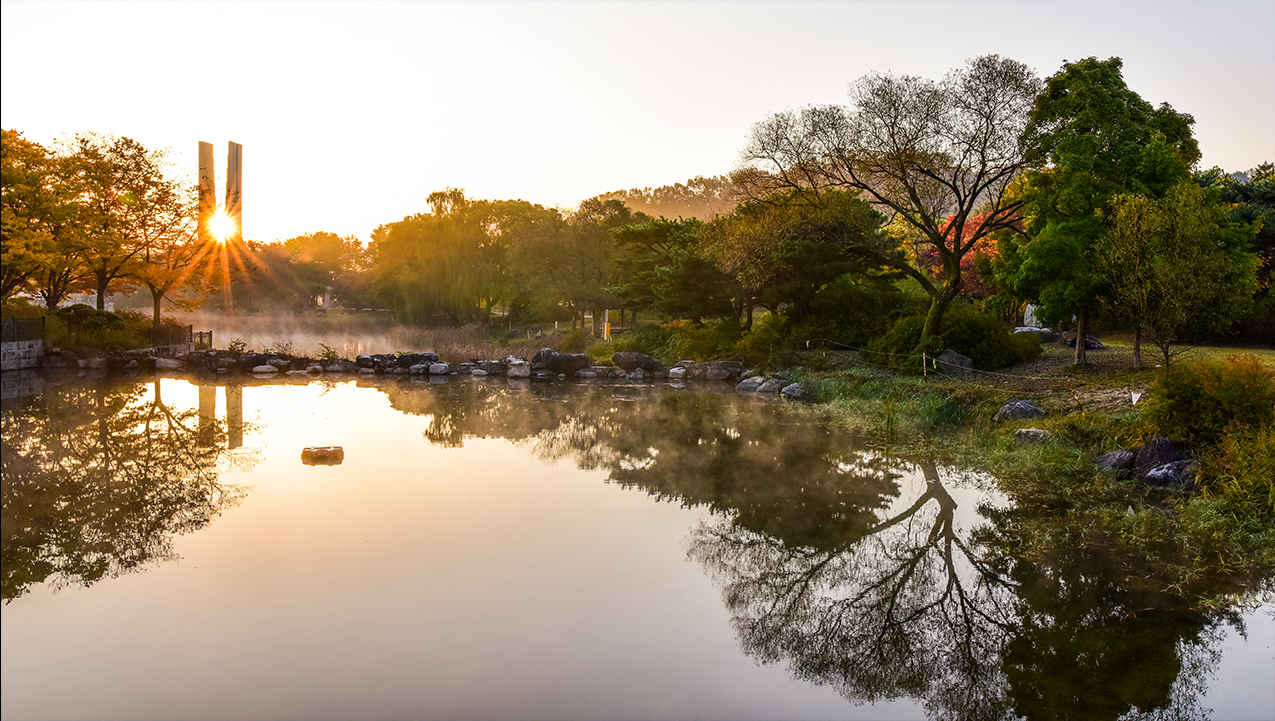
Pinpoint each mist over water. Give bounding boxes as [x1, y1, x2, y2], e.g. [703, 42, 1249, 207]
[174, 311, 544, 361]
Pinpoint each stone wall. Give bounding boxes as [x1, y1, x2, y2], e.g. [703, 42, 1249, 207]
[1, 339, 44, 371]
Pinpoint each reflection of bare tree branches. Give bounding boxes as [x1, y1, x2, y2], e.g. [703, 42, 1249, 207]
[1, 381, 254, 602]
[689, 462, 1018, 721]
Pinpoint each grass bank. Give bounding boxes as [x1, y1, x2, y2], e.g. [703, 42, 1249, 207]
[783, 341, 1275, 604]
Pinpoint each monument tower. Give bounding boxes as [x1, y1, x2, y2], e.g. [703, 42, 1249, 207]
[196, 140, 243, 243]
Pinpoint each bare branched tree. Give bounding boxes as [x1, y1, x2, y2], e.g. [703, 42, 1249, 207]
[735, 55, 1041, 341]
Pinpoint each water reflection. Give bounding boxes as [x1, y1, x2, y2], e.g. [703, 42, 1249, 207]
[376, 379, 1261, 721]
[1, 377, 1266, 719]
[1, 380, 253, 602]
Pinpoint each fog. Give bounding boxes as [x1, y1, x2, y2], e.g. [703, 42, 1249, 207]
[172, 311, 546, 362]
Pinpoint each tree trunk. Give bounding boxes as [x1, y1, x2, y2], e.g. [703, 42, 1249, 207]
[151, 288, 164, 326]
[921, 290, 958, 349]
[96, 270, 108, 311]
[1073, 305, 1089, 365]
[1132, 324, 1143, 369]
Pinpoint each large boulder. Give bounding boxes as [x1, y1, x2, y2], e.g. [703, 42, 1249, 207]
[1135, 437, 1184, 475]
[1014, 326, 1059, 343]
[757, 378, 791, 393]
[780, 382, 816, 403]
[252, 364, 279, 374]
[531, 348, 591, 375]
[705, 361, 745, 381]
[993, 399, 1046, 423]
[371, 353, 398, 372]
[1064, 333, 1105, 350]
[237, 352, 269, 371]
[477, 360, 508, 376]
[611, 352, 664, 374]
[1143, 460, 1197, 490]
[735, 376, 766, 392]
[1095, 450, 1137, 474]
[937, 349, 972, 373]
[428, 362, 451, 375]
[506, 358, 531, 378]
[155, 358, 183, 370]
[397, 352, 439, 368]
[356, 354, 376, 368]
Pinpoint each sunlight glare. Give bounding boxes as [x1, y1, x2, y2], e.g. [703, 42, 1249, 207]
[208, 210, 236, 243]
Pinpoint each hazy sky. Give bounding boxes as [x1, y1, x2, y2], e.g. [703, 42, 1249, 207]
[3, 1, 1273, 244]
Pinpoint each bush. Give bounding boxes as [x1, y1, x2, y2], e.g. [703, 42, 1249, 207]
[1143, 355, 1275, 449]
[558, 328, 588, 354]
[866, 304, 1041, 371]
[586, 324, 671, 364]
[51, 304, 152, 350]
[1201, 425, 1275, 517]
[656, 318, 740, 363]
[732, 312, 789, 369]
[788, 276, 921, 351]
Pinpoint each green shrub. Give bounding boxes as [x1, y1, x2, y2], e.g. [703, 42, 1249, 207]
[655, 318, 740, 363]
[51, 304, 153, 350]
[586, 324, 671, 363]
[1200, 425, 1275, 517]
[732, 312, 789, 369]
[558, 328, 588, 354]
[1143, 355, 1275, 449]
[867, 304, 1041, 370]
[788, 276, 921, 351]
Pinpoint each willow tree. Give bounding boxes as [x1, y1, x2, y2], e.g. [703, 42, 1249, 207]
[735, 55, 1042, 345]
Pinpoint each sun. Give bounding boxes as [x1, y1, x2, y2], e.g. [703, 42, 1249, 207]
[208, 209, 237, 243]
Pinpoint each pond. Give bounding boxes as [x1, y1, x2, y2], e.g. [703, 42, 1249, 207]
[2, 376, 1271, 721]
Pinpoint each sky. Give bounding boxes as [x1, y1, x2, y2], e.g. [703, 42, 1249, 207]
[3, 0, 1273, 245]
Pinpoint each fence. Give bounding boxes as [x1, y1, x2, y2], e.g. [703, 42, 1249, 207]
[1, 316, 45, 343]
[148, 324, 193, 347]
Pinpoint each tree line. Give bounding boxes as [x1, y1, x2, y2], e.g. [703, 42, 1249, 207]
[4, 54, 1271, 363]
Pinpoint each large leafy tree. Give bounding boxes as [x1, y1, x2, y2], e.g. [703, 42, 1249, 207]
[282, 231, 365, 309]
[1095, 183, 1258, 366]
[734, 55, 1042, 344]
[1, 130, 89, 304]
[610, 217, 738, 324]
[697, 189, 889, 328]
[1195, 163, 1274, 340]
[65, 134, 177, 310]
[1007, 57, 1199, 364]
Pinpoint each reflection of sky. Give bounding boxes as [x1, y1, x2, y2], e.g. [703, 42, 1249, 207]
[0, 381, 877, 720]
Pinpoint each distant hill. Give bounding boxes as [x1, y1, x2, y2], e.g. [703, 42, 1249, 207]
[589, 175, 739, 220]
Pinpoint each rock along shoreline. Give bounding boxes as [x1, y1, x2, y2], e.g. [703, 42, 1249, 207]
[33, 346, 818, 401]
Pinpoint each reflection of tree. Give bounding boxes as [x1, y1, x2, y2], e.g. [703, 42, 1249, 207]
[375, 380, 1261, 720]
[986, 525, 1239, 721]
[378, 381, 901, 549]
[689, 462, 1018, 721]
[1, 381, 251, 602]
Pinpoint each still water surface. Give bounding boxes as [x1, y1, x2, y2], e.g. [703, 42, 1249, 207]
[2, 377, 1271, 720]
